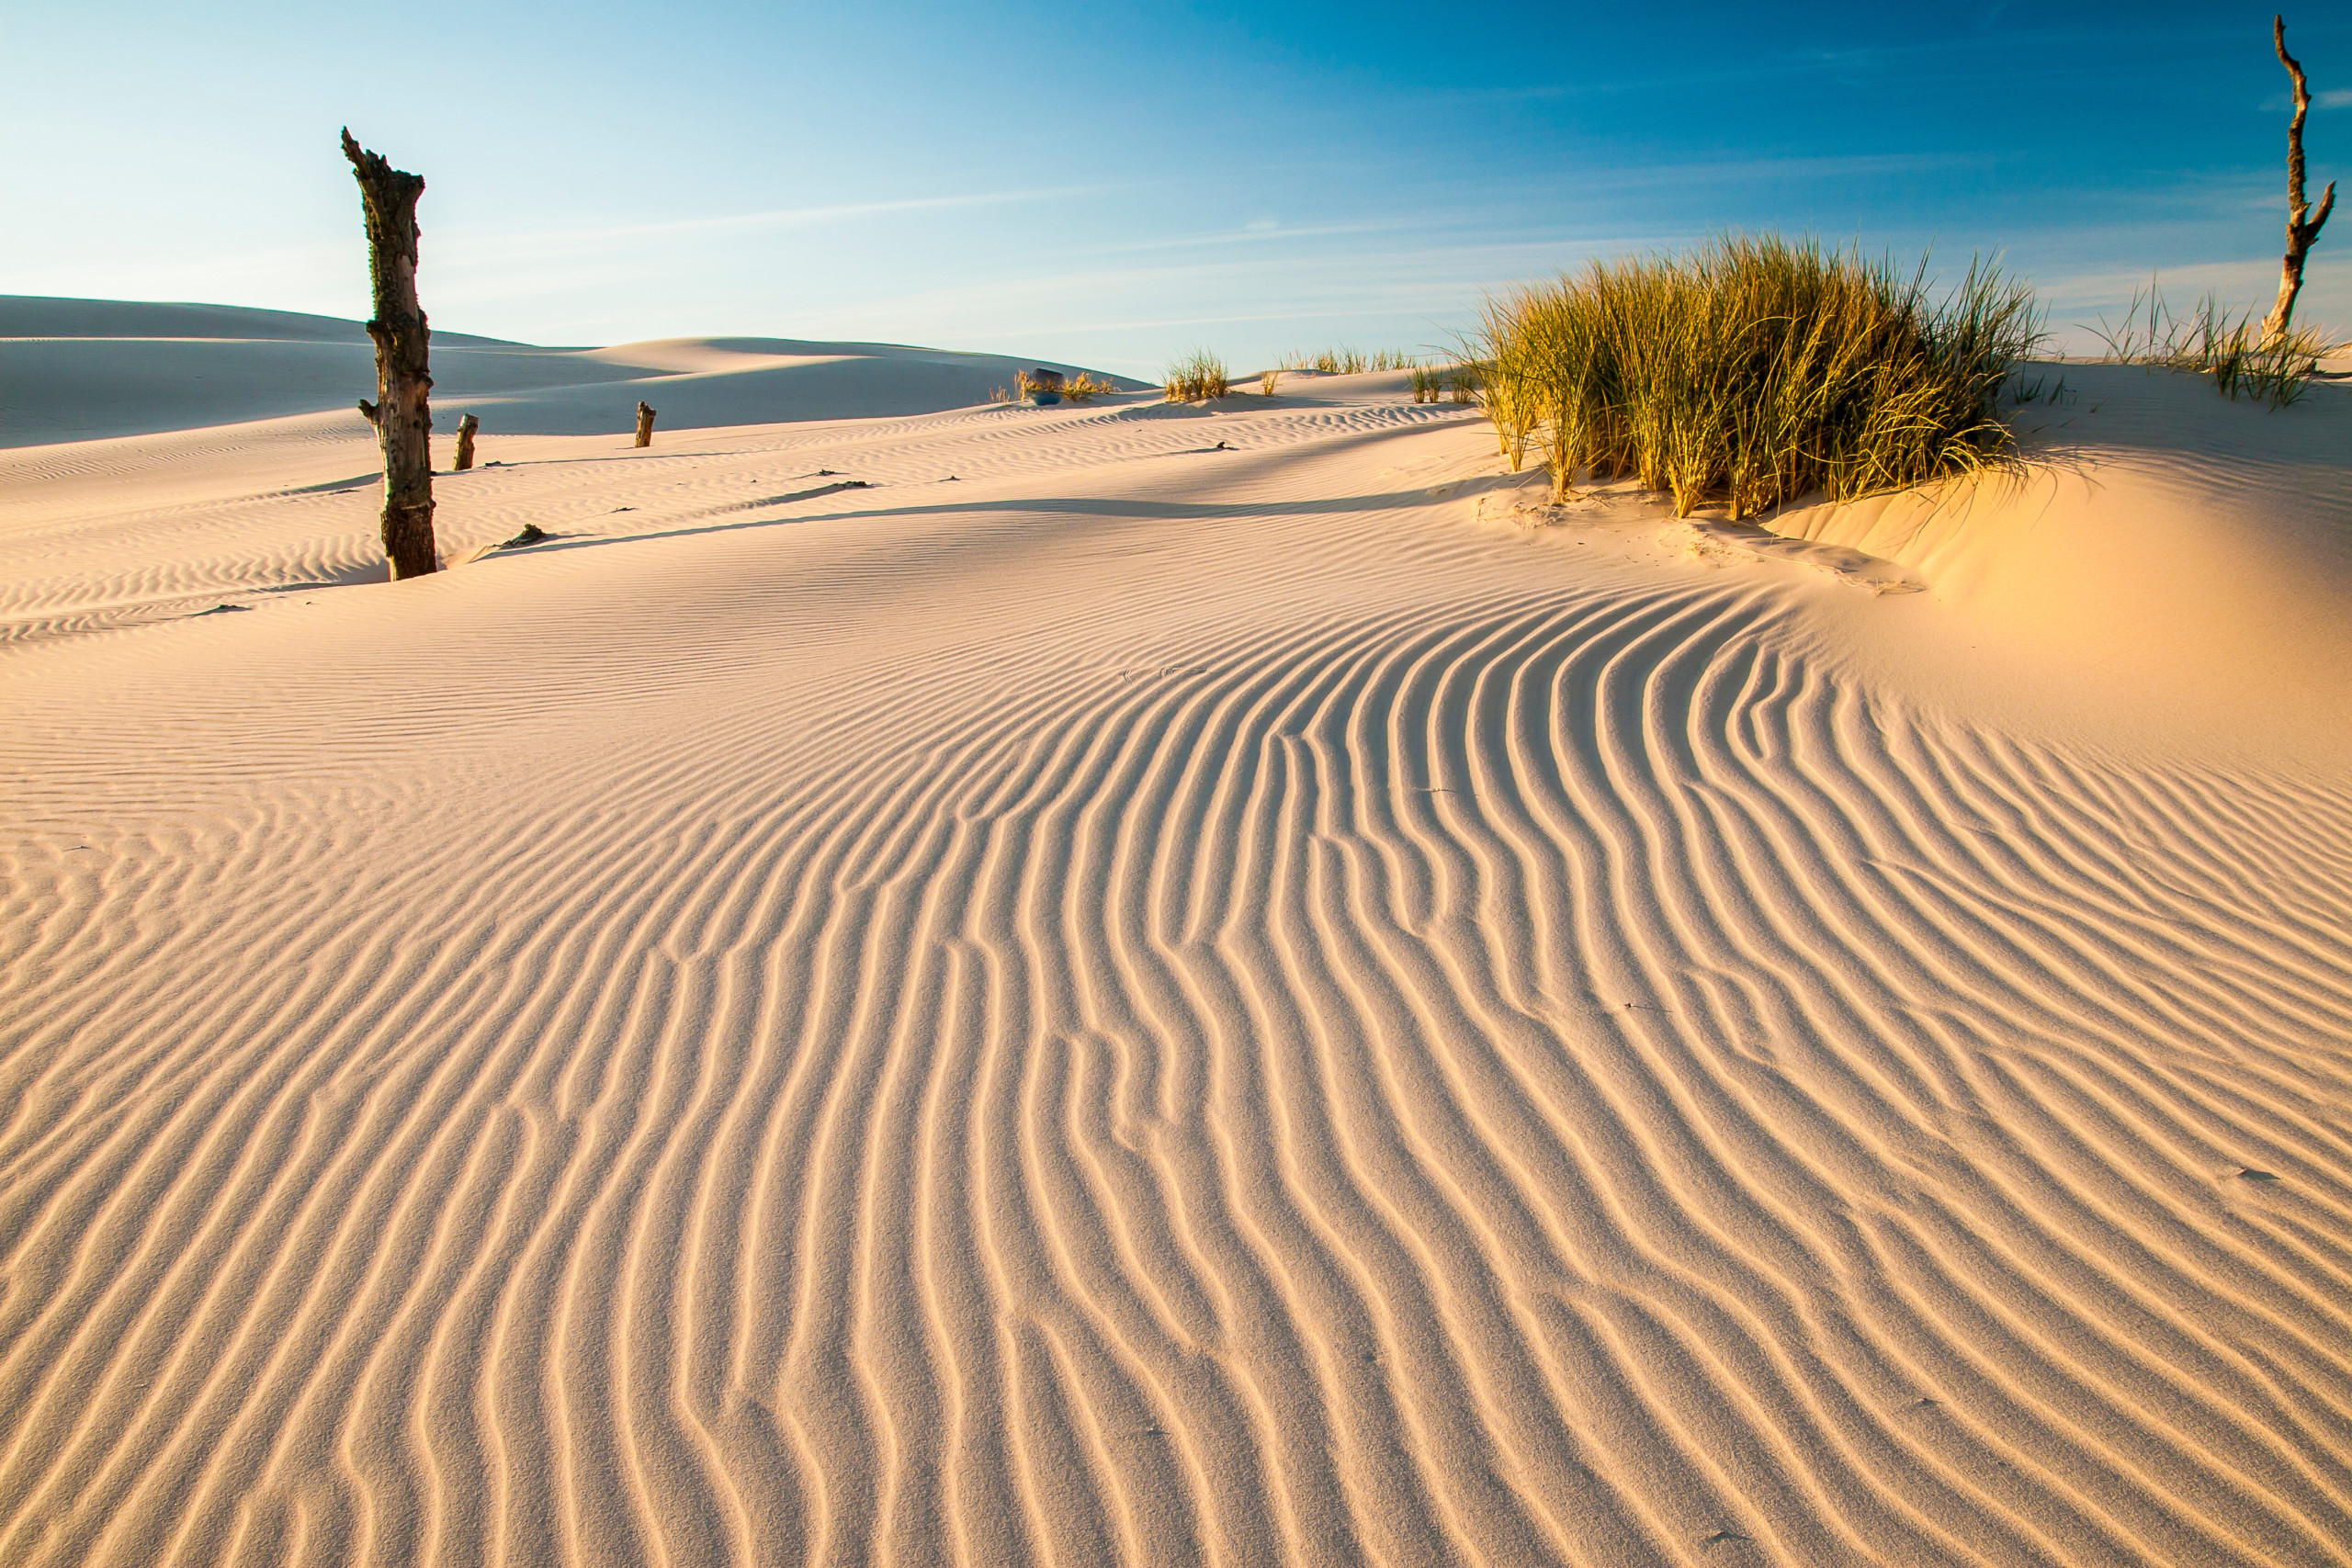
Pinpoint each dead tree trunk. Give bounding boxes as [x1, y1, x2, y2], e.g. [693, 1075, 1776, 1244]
[453, 412, 479, 471]
[635, 401, 657, 447]
[2263, 17, 2337, 344]
[341, 129, 437, 580]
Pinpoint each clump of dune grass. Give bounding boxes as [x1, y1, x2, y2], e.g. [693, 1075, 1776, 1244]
[2090, 283, 2334, 409]
[1165, 350, 1229, 402]
[1261, 369, 1279, 395]
[1060, 371, 1115, 403]
[1476, 235, 2041, 516]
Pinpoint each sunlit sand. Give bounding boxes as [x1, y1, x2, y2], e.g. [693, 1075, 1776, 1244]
[3, 305, 2348, 1566]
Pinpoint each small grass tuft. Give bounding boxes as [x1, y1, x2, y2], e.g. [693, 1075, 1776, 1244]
[1261, 368, 1279, 396]
[1165, 350, 1230, 402]
[1411, 363, 1484, 405]
[2089, 282, 2335, 410]
[1476, 235, 2041, 516]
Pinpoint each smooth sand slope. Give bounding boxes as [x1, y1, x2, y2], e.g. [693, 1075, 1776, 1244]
[0, 296, 1136, 447]
[2, 355, 2349, 1568]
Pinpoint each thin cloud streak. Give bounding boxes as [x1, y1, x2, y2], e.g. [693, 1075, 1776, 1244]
[435, 184, 1126, 264]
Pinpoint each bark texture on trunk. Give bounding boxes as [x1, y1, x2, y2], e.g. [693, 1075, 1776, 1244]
[342, 128, 437, 580]
[2264, 17, 2337, 344]
[635, 401, 657, 448]
[453, 412, 479, 471]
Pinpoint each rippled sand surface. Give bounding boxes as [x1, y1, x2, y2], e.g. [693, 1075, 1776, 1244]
[4, 364, 2348, 1567]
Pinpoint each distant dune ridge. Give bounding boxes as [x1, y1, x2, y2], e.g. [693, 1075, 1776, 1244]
[1, 319, 2349, 1567]
[0, 295, 1139, 446]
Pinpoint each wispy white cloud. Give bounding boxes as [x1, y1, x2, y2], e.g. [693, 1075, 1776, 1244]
[431, 184, 1125, 268]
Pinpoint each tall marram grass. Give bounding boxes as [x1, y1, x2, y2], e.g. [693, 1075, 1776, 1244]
[1477, 236, 2041, 517]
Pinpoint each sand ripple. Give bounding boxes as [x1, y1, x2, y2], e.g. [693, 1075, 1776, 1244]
[2, 383, 2348, 1567]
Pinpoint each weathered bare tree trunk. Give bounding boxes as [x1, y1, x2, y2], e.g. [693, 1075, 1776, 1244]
[453, 412, 479, 471]
[635, 401, 657, 447]
[2263, 17, 2337, 344]
[341, 129, 437, 579]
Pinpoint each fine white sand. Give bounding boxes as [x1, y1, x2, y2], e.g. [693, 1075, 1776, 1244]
[2, 333, 2348, 1567]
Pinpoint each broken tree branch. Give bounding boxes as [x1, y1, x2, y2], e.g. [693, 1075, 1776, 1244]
[2263, 16, 2337, 344]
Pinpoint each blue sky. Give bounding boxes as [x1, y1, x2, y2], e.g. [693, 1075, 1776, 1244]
[4, 1, 2346, 373]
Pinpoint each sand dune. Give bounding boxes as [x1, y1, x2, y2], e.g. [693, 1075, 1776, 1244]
[0, 296, 1137, 446]
[1, 357, 2348, 1566]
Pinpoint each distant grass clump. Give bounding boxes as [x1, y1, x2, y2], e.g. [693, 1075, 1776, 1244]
[1286, 347, 1365, 374]
[1477, 235, 2041, 517]
[1282, 346, 1422, 374]
[1165, 350, 1229, 402]
[1001, 371, 1117, 405]
[2091, 283, 2335, 409]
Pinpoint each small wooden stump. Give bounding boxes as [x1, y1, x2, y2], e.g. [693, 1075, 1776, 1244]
[635, 401, 657, 447]
[453, 412, 479, 470]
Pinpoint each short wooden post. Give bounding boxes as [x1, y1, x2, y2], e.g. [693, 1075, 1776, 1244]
[634, 401, 657, 447]
[453, 412, 479, 470]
